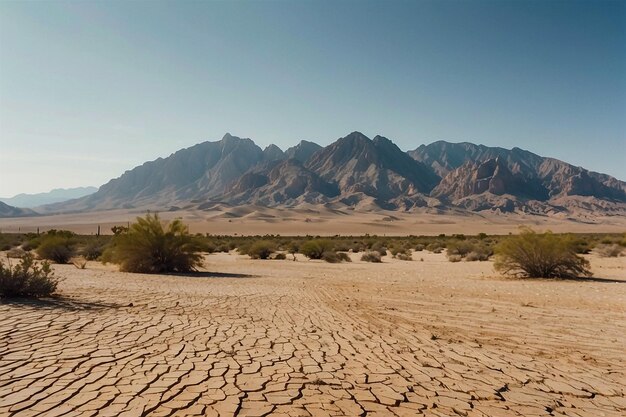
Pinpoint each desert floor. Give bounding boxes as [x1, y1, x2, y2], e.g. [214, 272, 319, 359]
[1, 252, 625, 417]
[2, 207, 626, 236]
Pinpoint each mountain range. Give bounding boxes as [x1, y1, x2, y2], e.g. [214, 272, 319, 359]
[6, 132, 626, 218]
[0, 187, 98, 208]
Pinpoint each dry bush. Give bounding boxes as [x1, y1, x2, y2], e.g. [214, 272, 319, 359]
[321, 251, 352, 263]
[273, 253, 287, 260]
[448, 254, 462, 262]
[596, 244, 623, 258]
[494, 227, 591, 278]
[395, 252, 413, 261]
[80, 239, 107, 261]
[361, 251, 382, 263]
[0, 253, 57, 298]
[102, 213, 203, 273]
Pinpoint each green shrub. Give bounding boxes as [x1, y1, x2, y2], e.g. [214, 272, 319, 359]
[361, 251, 382, 263]
[370, 241, 387, 257]
[494, 227, 591, 278]
[414, 244, 425, 252]
[0, 253, 57, 298]
[102, 213, 203, 273]
[300, 239, 334, 259]
[37, 236, 75, 264]
[426, 241, 445, 253]
[247, 240, 276, 260]
[80, 239, 107, 261]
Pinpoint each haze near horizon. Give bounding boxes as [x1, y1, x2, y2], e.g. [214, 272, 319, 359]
[1, 0, 624, 197]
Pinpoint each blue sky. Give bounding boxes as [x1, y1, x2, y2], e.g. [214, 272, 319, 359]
[1, 0, 624, 196]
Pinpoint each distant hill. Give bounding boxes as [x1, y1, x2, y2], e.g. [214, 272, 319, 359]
[0, 187, 97, 208]
[31, 132, 626, 217]
[0, 201, 36, 218]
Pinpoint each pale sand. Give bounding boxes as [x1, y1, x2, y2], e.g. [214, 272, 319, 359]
[1, 207, 625, 235]
[1, 252, 624, 416]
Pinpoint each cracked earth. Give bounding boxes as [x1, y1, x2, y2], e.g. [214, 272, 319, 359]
[1, 252, 625, 416]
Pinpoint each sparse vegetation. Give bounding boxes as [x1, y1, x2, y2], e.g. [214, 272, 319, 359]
[597, 244, 623, 258]
[37, 235, 75, 264]
[494, 227, 592, 279]
[300, 239, 334, 260]
[0, 253, 57, 298]
[246, 240, 276, 260]
[102, 213, 203, 273]
[361, 251, 382, 263]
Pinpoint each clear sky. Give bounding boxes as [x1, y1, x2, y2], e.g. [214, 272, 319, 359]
[1, 0, 624, 197]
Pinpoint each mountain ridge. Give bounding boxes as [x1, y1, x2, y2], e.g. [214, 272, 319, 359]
[18, 132, 626, 218]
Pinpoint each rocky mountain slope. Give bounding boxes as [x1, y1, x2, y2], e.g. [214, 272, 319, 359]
[28, 132, 626, 217]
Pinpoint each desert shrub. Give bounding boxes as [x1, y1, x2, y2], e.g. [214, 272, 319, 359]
[102, 213, 203, 273]
[414, 244, 425, 252]
[247, 240, 276, 260]
[0, 253, 57, 298]
[361, 251, 382, 263]
[446, 240, 475, 257]
[321, 251, 352, 263]
[447, 240, 493, 262]
[597, 244, 623, 258]
[80, 239, 107, 261]
[426, 241, 445, 253]
[200, 241, 216, 254]
[370, 241, 387, 257]
[448, 254, 462, 262]
[0, 233, 23, 251]
[396, 252, 413, 261]
[567, 236, 593, 254]
[494, 227, 591, 278]
[274, 253, 287, 260]
[337, 252, 351, 262]
[6, 248, 26, 259]
[300, 239, 334, 259]
[21, 239, 40, 251]
[465, 250, 490, 262]
[37, 236, 75, 264]
[321, 251, 342, 263]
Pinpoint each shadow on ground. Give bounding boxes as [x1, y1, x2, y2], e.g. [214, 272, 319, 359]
[166, 271, 256, 279]
[0, 296, 123, 310]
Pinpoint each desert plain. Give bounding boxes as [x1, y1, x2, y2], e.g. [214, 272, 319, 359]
[1, 246, 625, 417]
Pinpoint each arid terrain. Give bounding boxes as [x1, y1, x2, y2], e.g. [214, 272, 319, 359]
[1, 207, 626, 236]
[1, 251, 624, 416]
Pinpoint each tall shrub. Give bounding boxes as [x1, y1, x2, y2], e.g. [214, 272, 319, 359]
[494, 227, 591, 278]
[102, 213, 203, 273]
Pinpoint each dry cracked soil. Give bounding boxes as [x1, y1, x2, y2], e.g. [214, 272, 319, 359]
[1, 252, 625, 417]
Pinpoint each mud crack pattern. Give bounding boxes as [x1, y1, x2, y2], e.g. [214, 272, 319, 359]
[1, 254, 625, 416]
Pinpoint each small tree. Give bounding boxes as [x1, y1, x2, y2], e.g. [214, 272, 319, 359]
[494, 227, 591, 278]
[0, 253, 57, 298]
[102, 213, 203, 273]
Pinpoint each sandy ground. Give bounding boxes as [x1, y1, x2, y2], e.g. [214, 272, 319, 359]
[1, 208, 626, 236]
[1, 252, 625, 417]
